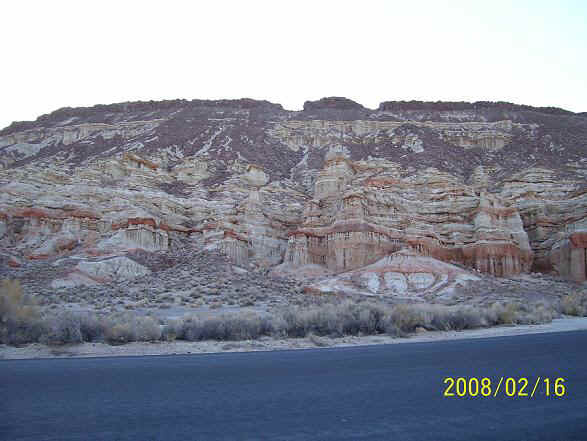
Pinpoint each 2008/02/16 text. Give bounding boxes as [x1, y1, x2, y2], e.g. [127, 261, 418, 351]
[443, 377, 566, 398]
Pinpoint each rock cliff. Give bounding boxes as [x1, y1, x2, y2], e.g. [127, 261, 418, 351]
[1, 98, 585, 292]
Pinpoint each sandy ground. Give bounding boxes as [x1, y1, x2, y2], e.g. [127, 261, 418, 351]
[2, 317, 587, 360]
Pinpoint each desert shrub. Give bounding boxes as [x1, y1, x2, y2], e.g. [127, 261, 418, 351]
[429, 305, 485, 331]
[560, 291, 587, 316]
[104, 322, 134, 345]
[135, 315, 162, 341]
[489, 302, 519, 325]
[104, 313, 161, 344]
[387, 304, 428, 336]
[358, 304, 387, 334]
[0, 279, 45, 345]
[258, 315, 277, 336]
[383, 302, 554, 336]
[198, 316, 228, 340]
[0, 278, 563, 347]
[268, 315, 287, 338]
[511, 302, 557, 325]
[383, 304, 481, 336]
[179, 313, 272, 341]
[43, 311, 83, 345]
[176, 316, 201, 341]
[79, 312, 106, 342]
[526, 303, 557, 324]
[281, 305, 339, 337]
[178, 316, 215, 341]
[222, 314, 262, 340]
[161, 319, 182, 342]
[280, 307, 310, 338]
[191, 316, 226, 340]
[331, 304, 362, 336]
[279, 302, 388, 338]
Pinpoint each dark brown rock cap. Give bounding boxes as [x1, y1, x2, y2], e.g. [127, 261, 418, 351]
[377, 100, 575, 116]
[300, 97, 372, 121]
[303, 97, 366, 112]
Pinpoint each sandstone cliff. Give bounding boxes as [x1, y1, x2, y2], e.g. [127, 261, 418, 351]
[1, 98, 585, 291]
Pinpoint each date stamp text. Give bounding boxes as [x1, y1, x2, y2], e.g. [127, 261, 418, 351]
[443, 377, 566, 398]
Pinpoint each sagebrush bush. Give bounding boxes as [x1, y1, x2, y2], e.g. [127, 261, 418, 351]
[383, 301, 555, 336]
[560, 291, 587, 316]
[104, 313, 161, 344]
[387, 304, 426, 336]
[161, 319, 182, 342]
[524, 303, 557, 324]
[482, 301, 558, 326]
[79, 312, 106, 342]
[488, 302, 519, 325]
[0, 279, 45, 345]
[509, 302, 558, 325]
[43, 311, 83, 345]
[134, 315, 162, 341]
[179, 313, 273, 341]
[386, 304, 481, 336]
[0, 278, 562, 347]
[104, 323, 134, 345]
[280, 302, 387, 338]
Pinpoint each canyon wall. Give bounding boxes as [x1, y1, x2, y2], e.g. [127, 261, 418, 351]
[1, 98, 585, 284]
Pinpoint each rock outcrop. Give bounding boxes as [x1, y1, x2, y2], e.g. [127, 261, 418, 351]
[550, 218, 587, 282]
[1, 98, 585, 291]
[304, 248, 480, 298]
[284, 153, 532, 278]
[51, 256, 151, 288]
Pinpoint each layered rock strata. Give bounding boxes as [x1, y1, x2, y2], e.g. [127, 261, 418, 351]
[1, 98, 585, 289]
[304, 248, 481, 298]
[284, 153, 532, 277]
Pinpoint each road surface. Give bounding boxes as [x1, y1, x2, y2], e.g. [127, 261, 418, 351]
[2, 331, 586, 440]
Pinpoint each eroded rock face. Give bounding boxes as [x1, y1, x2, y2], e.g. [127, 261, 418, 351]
[284, 155, 532, 277]
[305, 249, 480, 298]
[500, 168, 587, 277]
[550, 218, 587, 282]
[1, 98, 585, 287]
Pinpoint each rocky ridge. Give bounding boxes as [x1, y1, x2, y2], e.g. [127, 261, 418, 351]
[0, 98, 585, 302]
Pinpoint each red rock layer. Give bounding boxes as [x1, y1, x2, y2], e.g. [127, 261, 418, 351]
[551, 232, 587, 282]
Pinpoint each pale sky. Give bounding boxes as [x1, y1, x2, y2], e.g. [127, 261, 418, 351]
[1, 0, 586, 129]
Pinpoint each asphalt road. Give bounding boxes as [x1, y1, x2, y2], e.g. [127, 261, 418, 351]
[2, 331, 587, 441]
